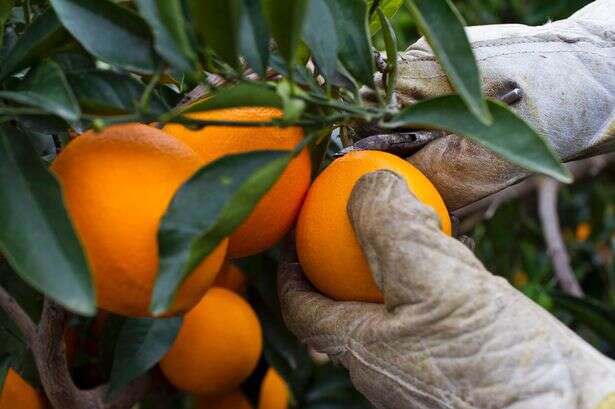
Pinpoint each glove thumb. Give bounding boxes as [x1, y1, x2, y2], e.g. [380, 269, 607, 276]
[348, 170, 491, 310]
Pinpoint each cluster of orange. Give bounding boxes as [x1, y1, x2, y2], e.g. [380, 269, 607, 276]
[1, 107, 450, 408]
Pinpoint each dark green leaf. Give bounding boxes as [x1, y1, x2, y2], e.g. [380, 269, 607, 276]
[189, 0, 241, 69]
[49, 0, 157, 73]
[0, 9, 73, 81]
[0, 60, 80, 121]
[183, 83, 282, 113]
[261, 0, 308, 71]
[53, 52, 96, 73]
[0, 126, 95, 315]
[377, 9, 398, 104]
[67, 70, 168, 115]
[106, 317, 182, 400]
[239, 0, 270, 77]
[302, 0, 338, 81]
[0, 0, 13, 49]
[386, 96, 571, 182]
[151, 151, 292, 315]
[368, 0, 403, 34]
[0, 355, 10, 395]
[551, 292, 615, 347]
[326, 0, 375, 87]
[135, 0, 198, 74]
[405, 0, 491, 124]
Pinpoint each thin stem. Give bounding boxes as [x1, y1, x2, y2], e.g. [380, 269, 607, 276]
[0, 285, 36, 344]
[23, 0, 32, 25]
[139, 65, 164, 114]
[537, 178, 584, 297]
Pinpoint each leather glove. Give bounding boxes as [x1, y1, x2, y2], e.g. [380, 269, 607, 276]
[359, 0, 615, 210]
[278, 170, 615, 409]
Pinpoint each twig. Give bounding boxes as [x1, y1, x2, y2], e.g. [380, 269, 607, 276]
[32, 299, 102, 408]
[0, 284, 36, 343]
[537, 178, 584, 297]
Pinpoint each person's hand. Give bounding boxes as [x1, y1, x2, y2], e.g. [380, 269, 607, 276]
[278, 170, 615, 409]
[356, 0, 615, 210]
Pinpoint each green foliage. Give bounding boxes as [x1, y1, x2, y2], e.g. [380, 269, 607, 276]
[107, 317, 182, 399]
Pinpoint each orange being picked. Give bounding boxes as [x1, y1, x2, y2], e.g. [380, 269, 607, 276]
[163, 107, 311, 258]
[160, 288, 262, 396]
[0, 369, 45, 409]
[197, 390, 253, 409]
[258, 368, 289, 409]
[52, 124, 228, 317]
[296, 150, 451, 302]
[214, 261, 247, 294]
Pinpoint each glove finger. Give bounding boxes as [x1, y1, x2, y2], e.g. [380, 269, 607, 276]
[277, 256, 383, 356]
[348, 170, 492, 311]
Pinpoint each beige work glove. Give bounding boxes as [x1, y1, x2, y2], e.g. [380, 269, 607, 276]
[279, 170, 615, 409]
[361, 0, 615, 210]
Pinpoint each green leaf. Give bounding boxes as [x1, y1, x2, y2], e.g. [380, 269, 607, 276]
[368, 0, 403, 34]
[151, 151, 292, 315]
[239, 0, 270, 77]
[386, 96, 571, 183]
[0, 0, 13, 49]
[0, 60, 80, 121]
[188, 0, 241, 69]
[67, 69, 168, 115]
[49, 0, 157, 73]
[405, 0, 491, 124]
[0, 9, 73, 81]
[326, 0, 375, 87]
[302, 0, 338, 81]
[377, 9, 398, 105]
[0, 354, 10, 395]
[135, 0, 198, 74]
[261, 0, 308, 72]
[183, 83, 282, 113]
[0, 126, 95, 315]
[551, 292, 615, 347]
[106, 316, 182, 400]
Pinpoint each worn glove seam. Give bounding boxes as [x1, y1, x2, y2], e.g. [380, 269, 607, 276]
[397, 48, 615, 80]
[303, 330, 480, 409]
[348, 339, 476, 409]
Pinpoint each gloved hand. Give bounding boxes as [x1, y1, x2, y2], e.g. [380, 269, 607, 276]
[278, 170, 615, 409]
[358, 0, 615, 210]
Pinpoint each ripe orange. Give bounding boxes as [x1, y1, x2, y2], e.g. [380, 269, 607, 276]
[214, 261, 247, 294]
[52, 124, 228, 317]
[160, 288, 263, 396]
[0, 369, 45, 409]
[296, 150, 451, 302]
[196, 390, 253, 409]
[575, 222, 591, 241]
[163, 107, 311, 258]
[258, 368, 289, 409]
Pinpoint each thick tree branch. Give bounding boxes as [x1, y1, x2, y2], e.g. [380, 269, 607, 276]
[537, 178, 584, 297]
[0, 284, 36, 343]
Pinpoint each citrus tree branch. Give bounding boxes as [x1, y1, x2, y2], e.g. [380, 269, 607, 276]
[537, 177, 584, 298]
[33, 299, 103, 409]
[0, 284, 36, 343]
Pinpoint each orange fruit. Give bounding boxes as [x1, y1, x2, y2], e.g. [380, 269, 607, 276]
[575, 222, 591, 242]
[52, 124, 228, 317]
[160, 288, 263, 396]
[196, 390, 253, 409]
[258, 368, 289, 409]
[0, 369, 45, 409]
[296, 150, 451, 302]
[163, 107, 311, 258]
[214, 261, 247, 294]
